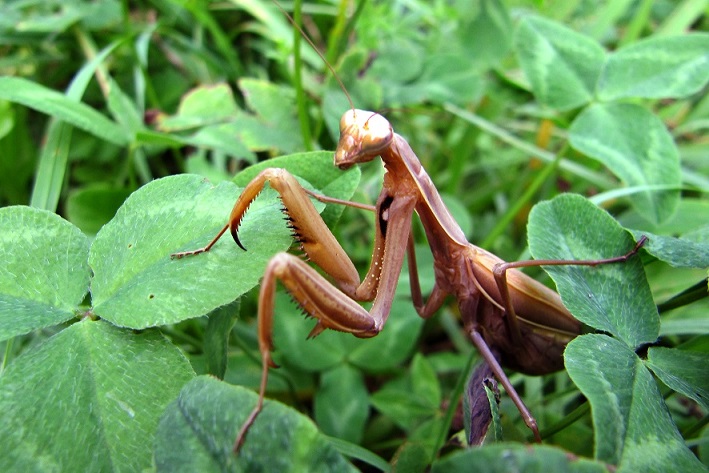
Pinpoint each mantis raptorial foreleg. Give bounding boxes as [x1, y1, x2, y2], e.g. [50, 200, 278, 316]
[173, 166, 420, 451]
[173, 168, 359, 292]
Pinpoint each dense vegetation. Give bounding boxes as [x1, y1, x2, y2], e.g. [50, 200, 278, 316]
[1, 1, 707, 471]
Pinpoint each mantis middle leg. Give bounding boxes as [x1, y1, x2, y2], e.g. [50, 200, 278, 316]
[404, 239, 544, 442]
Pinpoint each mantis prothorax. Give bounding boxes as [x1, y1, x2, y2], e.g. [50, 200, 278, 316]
[172, 1, 647, 455]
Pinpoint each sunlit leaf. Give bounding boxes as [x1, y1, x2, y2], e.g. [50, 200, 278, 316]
[598, 34, 709, 100]
[514, 16, 605, 110]
[0, 206, 90, 341]
[0, 320, 195, 472]
[569, 103, 680, 225]
[566, 334, 704, 471]
[528, 194, 658, 347]
[646, 346, 709, 411]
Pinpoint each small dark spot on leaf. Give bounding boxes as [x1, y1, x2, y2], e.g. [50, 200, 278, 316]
[128, 243, 133, 249]
[149, 294, 155, 299]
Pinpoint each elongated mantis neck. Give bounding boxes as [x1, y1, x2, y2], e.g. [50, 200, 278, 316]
[334, 109, 468, 246]
[383, 135, 469, 247]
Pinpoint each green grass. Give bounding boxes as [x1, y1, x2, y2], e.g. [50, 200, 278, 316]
[0, 1, 708, 471]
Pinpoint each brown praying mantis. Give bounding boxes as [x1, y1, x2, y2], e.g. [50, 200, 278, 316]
[173, 106, 647, 451]
[171, 3, 648, 454]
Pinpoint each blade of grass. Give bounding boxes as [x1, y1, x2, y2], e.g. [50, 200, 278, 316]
[28, 40, 125, 211]
[618, 0, 655, 47]
[655, 0, 709, 37]
[480, 149, 563, 249]
[7, 49, 125, 122]
[433, 347, 478, 456]
[328, 0, 368, 66]
[30, 124, 74, 211]
[586, 0, 635, 40]
[184, 1, 244, 78]
[324, 435, 391, 472]
[292, 0, 313, 151]
[444, 104, 615, 190]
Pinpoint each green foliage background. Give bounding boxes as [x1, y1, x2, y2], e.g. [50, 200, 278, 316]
[0, 0, 708, 471]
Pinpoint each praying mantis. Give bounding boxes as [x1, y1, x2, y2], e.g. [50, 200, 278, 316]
[172, 2, 648, 454]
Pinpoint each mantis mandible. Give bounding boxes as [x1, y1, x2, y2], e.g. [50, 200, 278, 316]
[171, 4, 647, 454]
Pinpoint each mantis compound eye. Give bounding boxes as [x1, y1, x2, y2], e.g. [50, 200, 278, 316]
[362, 111, 393, 147]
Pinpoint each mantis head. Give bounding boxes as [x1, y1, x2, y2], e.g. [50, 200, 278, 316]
[335, 109, 394, 169]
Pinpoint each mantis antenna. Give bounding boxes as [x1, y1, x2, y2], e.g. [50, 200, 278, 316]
[270, 0, 356, 112]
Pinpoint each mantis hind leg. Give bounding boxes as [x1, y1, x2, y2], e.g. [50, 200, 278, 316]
[491, 235, 648, 346]
[467, 329, 542, 443]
